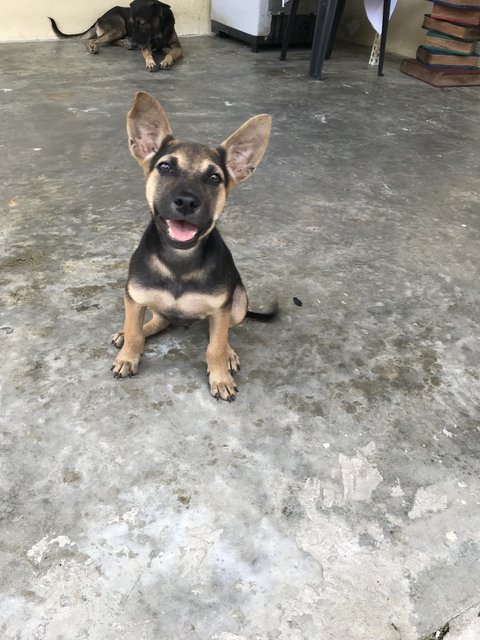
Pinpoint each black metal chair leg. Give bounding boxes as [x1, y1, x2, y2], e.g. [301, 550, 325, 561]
[378, 0, 391, 77]
[280, 0, 300, 60]
[326, 0, 345, 59]
[309, 0, 338, 80]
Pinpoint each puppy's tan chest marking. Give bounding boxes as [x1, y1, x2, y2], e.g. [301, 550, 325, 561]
[128, 281, 228, 320]
[148, 255, 174, 279]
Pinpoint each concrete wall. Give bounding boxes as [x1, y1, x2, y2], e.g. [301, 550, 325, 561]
[338, 0, 429, 58]
[0, 0, 212, 42]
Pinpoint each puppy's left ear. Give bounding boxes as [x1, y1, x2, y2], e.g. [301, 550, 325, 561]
[221, 115, 272, 186]
[127, 91, 172, 167]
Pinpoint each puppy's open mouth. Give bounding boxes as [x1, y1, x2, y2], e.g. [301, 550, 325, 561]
[164, 219, 199, 243]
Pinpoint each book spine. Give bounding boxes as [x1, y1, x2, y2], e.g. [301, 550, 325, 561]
[427, 0, 480, 8]
[424, 42, 473, 54]
[423, 14, 480, 40]
[417, 45, 479, 67]
[431, 6, 480, 26]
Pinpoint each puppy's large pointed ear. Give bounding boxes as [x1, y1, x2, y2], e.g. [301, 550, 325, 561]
[127, 91, 172, 167]
[220, 114, 272, 186]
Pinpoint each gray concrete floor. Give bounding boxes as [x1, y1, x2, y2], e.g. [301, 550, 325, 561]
[1, 34, 479, 640]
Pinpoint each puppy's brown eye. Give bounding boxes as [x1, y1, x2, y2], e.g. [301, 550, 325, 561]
[208, 173, 221, 185]
[158, 162, 173, 175]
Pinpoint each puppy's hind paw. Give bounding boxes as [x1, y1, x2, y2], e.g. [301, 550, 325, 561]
[226, 345, 240, 374]
[111, 331, 125, 349]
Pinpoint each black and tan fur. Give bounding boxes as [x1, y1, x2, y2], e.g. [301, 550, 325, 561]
[111, 91, 273, 401]
[49, 0, 182, 71]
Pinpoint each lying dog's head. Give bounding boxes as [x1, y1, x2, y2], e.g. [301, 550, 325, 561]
[129, 0, 166, 48]
[127, 91, 272, 250]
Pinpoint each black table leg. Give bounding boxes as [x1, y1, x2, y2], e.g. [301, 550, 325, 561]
[280, 0, 300, 60]
[309, 0, 338, 80]
[378, 0, 391, 77]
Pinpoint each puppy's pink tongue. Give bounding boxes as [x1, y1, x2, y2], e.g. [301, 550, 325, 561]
[166, 219, 198, 242]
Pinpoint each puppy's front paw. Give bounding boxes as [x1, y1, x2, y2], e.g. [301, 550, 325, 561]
[208, 367, 238, 402]
[111, 350, 141, 378]
[145, 60, 157, 72]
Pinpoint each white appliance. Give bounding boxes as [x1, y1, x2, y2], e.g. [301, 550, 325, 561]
[211, 0, 318, 51]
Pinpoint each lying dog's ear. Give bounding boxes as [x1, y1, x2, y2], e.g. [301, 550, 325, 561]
[129, 0, 157, 9]
[127, 91, 172, 167]
[220, 115, 272, 186]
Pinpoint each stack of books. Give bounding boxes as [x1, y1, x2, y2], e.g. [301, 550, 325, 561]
[401, 0, 480, 87]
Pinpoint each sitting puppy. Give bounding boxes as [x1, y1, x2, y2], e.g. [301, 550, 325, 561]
[49, 0, 182, 71]
[111, 92, 273, 401]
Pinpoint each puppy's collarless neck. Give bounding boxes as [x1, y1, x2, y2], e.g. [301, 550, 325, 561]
[148, 219, 214, 272]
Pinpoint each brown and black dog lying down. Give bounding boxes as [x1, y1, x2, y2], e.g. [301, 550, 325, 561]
[49, 0, 182, 71]
[111, 91, 275, 401]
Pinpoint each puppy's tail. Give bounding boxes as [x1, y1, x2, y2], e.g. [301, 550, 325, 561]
[246, 302, 278, 323]
[48, 17, 97, 40]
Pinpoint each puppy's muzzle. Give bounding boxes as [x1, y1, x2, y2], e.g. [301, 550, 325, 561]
[160, 192, 203, 245]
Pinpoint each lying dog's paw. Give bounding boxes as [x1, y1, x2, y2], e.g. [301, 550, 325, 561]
[159, 57, 173, 70]
[111, 331, 124, 349]
[111, 350, 140, 378]
[85, 40, 98, 54]
[145, 60, 157, 72]
[208, 367, 238, 402]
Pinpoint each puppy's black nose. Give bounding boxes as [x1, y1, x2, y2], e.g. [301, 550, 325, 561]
[173, 194, 200, 216]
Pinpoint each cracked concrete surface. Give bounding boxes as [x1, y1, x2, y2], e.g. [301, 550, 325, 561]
[1, 35, 480, 639]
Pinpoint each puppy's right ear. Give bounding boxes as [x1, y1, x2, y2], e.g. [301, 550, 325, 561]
[127, 91, 172, 167]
